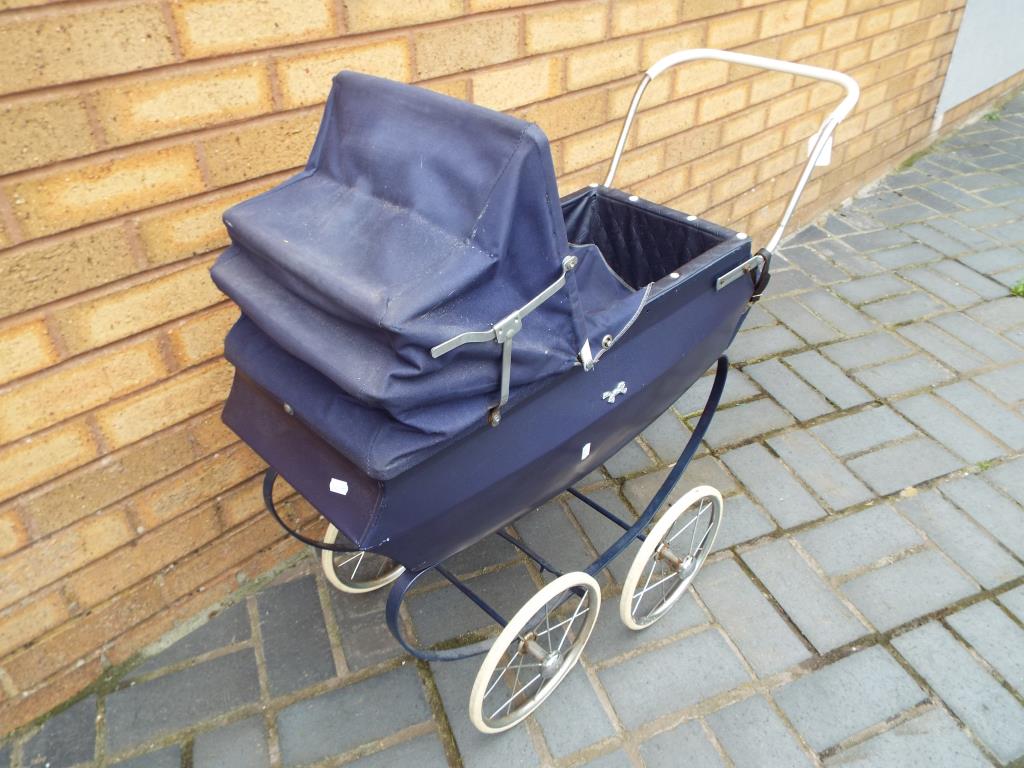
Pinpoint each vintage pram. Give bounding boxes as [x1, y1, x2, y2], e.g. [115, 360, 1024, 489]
[212, 49, 858, 733]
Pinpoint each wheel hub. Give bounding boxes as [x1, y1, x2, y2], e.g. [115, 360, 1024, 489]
[540, 651, 564, 679]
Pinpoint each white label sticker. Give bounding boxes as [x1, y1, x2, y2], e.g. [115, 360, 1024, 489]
[581, 442, 592, 461]
[329, 478, 349, 496]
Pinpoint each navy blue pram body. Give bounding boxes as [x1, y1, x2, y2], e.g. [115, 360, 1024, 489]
[213, 72, 755, 571]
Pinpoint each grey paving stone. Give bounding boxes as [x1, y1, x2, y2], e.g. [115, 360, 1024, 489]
[533, 665, 616, 758]
[1000, 585, 1024, 624]
[640, 718, 725, 768]
[721, 443, 826, 528]
[788, 225, 829, 245]
[674, 368, 760, 416]
[0, 743, 8, 768]
[898, 322, 991, 373]
[843, 228, 914, 252]
[773, 646, 925, 752]
[841, 550, 977, 631]
[834, 274, 912, 304]
[707, 694, 814, 768]
[343, 735, 448, 768]
[743, 538, 867, 653]
[796, 505, 924, 577]
[598, 628, 751, 729]
[947, 600, 1024, 692]
[900, 185, 962, 214]
[900, 265, 982, 307]
[579, 749, 634, 768]
[23, 695, 96, 768]
[744, 359, 832, 421]
[515, 500, 597, 575]
[768, 430, 873, 510]
[567, 488, 640, 585]
[131, 602, 250, 678]
[727, 324, 803, 364]
[900, 222, 971, 256]
[430, 657, 540, 768]
[584, 589, 706, 664]
[872, 202, 936, 227]
[820, 331, 914, 370]
[798, 290, 877, 335]
[408, 565, 538, 647]
[932, 312, 1023, 363]
[764, 296, 844, 344]
[930, 258, 1008, 298]
[623, 457, 738, 512]
[940, 475, 1024, 560]
[986, 457, 1024, 505]
[893, 622, 1024, 763]
[257, 575, 335, 696]
[862, 291, 946, 324]
[765, 267, 817, 297]
[329, 583, 404, 672]
[193, 716, 270, 768]
[938, 380, 1024, 450]
[853, 354, 954, 399]
[847, 437, 963, 495]
[895, 490, 1023, 589]
[711, 494, 776, 551]
[809, 405, 915, 457]
[974, 362, 1024, 404]
[870, 244, 943, 270]
[959, 247, 1024, 275]
[780, 244, 848, 284]
[702, 398, 794, 449]
[784, 351, 872, 409]
[277, 665, 429, 767]
[822, 707, 991, 768]
[106, 649, 261, 754]
[928, 216, 998, 249]
[893, 393, 1005, 463]
[640, 409, 693, 463]
[603, 439, 656, 478]
[109, 746, 181, 768]
[694, 558, 811, 677]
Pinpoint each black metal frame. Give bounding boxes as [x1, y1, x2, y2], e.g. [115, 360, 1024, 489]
[262, 357, 729, 662]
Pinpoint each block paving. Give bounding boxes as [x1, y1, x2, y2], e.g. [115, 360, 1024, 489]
[4, 94, 1024, 768]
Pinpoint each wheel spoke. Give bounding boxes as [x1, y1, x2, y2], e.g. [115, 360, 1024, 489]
[667, 510, 701, 543]
[557, 595, 589, 653]
[350, 551, 365, 579]
[484, 651, 522, 699]
[632, 570, 678, 602]
[491, 673, 542, 719]
[337, 552, 362, 568]
[535, 608, 590, 639]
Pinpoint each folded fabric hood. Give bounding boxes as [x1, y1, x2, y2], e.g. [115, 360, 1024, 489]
[212, 72, 645, 479]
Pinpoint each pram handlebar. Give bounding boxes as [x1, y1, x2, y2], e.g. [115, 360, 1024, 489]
[604, 48, 860, 253]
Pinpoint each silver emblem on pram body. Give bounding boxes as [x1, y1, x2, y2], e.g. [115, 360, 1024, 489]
[602, 381, 628, 404]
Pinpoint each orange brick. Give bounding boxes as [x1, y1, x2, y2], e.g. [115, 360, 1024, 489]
[515, 90, 608, 142]
[276, 38, 412, 109]
[641, 23, 706, 70]
[0, 507, 28, 558]
[95, 359, 233, 450]
[603, 142, 665, 188]
[172, 0, 334, 58]
[731, 180, 774, 220]
[870, 29, 901, 60]
[637, 99, 698, 145]
[706, 9, 761, 49]
[712, 164, 757, 204]
[721, 105, 767, 144]
[821, 16, 859, 49]
[0, 224, 134, 318]
[890, 0, 922, 27]
[806, 0, 847, 24]
[525, 1, 607, 55]
[0, 2, 176, 96]
[681, 0, 742, 17]
[167, 302, 238, 366]
[664, 123, 721, 167]
[697, 81, 750, 122]
[632, 165, 689, 205]
[750, 71, 794, 104]
[190, 407, 237, 455]
[675, 60, 730, 97]
[767, 88, 811, 126]
[668, 184, 710, 217]
[472, 57, 563, 112]
[0, 590, 68, 657]
[469, 0, 547, 8]
[0, 318, 58, 386]
[0, 337, 167, 443]
[561, 123, 623, 173]
[95, 61, 273, 146]
[858, 7, 892, 37]
[609, 75, 672, 119]
[415, 14, 521, 80]
[611, 0, 680, 36]
[422, 77, 470, 100]
[740, 127, 785, 164]
[0, 506, 133, 611]
[0, 93, 96, 175]
[345, 0, 461, 32]
[8, 145, 205, 239]
[201, 111, 319, 188]
[67, 504, 223, 609]
[567, 39, 640, 91]
[52, 261, 222, 355]
[836, 39, 871, 70]
[760, 0, 808, 37]
[0, 656, 103, 733]
[0, 421, 99, 503]
[779, 26, 822, 60]
[19, 418, 200, 539]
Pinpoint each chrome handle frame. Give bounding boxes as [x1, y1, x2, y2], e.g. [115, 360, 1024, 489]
[604, 48, 860, 254]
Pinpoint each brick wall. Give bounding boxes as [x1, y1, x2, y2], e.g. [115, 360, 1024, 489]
[0, 0, 995, 733]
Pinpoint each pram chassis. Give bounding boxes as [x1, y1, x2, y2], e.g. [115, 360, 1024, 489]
[253, 49, 859, 733]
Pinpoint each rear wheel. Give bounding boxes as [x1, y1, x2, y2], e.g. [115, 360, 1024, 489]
[469, 571, 600, 733]
[321, 524, 405, 594]
[619, 486, 722, 630]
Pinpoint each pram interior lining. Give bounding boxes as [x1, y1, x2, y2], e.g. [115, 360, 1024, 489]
[563, 189, 725, 290]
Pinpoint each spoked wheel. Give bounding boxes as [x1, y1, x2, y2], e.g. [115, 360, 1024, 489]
[469, 571, 601, 734]
[320, 524, 405, 594]
[620, 485, 723, 630]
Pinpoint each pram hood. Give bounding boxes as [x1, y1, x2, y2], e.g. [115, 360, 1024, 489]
[212, 72, 644, 479]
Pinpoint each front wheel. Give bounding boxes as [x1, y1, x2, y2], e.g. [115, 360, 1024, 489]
[619, 486, 722, 630]
[320, 524, 405, 594]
